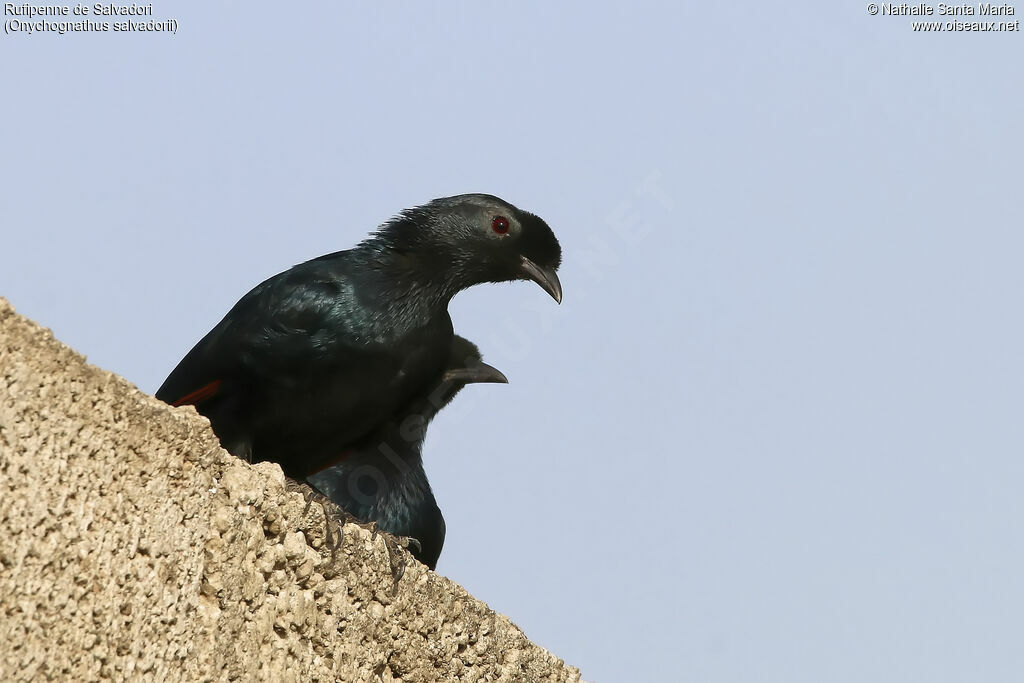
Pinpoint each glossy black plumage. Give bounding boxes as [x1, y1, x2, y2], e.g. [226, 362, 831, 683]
[307, 336, 506, 569]
[156, 194, 561, 479]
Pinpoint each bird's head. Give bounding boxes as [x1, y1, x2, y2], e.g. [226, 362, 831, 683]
[423, 335, 508, 417]
[392, 335, 505, 447]
[368, 194, 563, 303]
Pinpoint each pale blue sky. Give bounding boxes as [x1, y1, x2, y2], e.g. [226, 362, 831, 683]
[3, 3, 1022, 680]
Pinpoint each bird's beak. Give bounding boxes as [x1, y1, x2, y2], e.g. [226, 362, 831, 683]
[519, 256, 563, 304]
[442, 361, 509, 385]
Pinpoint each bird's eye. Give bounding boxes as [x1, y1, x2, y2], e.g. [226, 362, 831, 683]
[491, 216, 510, 235]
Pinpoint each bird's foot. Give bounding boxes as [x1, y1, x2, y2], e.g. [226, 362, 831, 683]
[349, 519, 420, 584]
[285, 478, 418, 584]
[287, 479, 347, 562]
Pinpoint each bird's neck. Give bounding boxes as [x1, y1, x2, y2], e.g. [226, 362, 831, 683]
[350, 239, 479, 310]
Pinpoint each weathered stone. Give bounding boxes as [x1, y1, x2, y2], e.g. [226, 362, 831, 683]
[0, 298, 583, 683]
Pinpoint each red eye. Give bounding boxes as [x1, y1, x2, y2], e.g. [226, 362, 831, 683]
[491, 216, 510, 235]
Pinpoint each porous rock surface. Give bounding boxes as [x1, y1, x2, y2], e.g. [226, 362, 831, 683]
[0, 298, 582, 682]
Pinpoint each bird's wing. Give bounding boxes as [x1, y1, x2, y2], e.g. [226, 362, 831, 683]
[155, 317, 238, 406]
[169, 379, 222, 407]
[156, 260, 363, 406]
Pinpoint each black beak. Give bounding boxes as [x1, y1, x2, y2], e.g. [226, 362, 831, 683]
[442, 361, 509, 385]
[519, 256, 562, 304]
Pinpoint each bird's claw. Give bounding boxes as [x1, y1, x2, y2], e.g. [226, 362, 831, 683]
[401, 535, 422, 554]
[286, 478, 417, 584]
[287, 478, 348, 566]
[349, 519, 416, 584]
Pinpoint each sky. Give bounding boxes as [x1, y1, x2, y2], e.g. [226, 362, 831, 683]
[2, 2, 1022, 680]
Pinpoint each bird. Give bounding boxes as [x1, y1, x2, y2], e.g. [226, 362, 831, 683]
[306, 335, 506, 570]
[156, 193, 561, 479]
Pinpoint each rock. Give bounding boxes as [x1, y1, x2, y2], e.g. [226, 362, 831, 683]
[0, 298, 583, 683]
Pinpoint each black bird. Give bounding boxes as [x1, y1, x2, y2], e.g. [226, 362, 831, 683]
[156, 194, 561, 479]
[307, 335, 506, 570]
